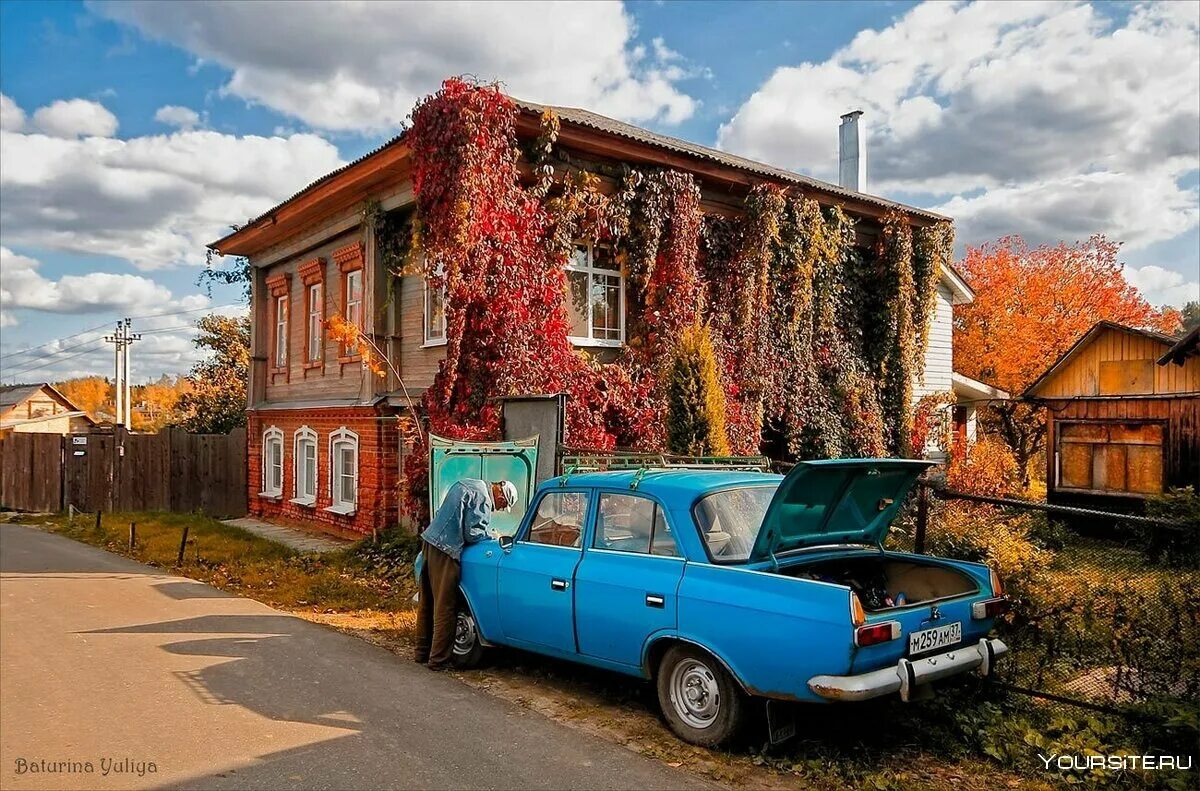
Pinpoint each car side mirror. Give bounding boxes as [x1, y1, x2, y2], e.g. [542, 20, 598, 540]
[498, 534, 514, 552]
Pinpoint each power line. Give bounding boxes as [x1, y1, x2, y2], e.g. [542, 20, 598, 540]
[0, 302, 242, 363]
[0, 339, 109, 381]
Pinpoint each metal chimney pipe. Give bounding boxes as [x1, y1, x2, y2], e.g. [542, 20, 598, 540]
[839, 110, 866, 192]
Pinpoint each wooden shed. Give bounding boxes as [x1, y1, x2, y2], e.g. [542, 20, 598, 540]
[1024, 321, 1199, 508]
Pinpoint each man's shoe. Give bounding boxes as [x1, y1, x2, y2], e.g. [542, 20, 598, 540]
[414, 654, 429, 665]
[426, 662, 451, 672]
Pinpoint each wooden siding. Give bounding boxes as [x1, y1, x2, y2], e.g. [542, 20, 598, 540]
[1035, 326, 1199, 398]
[259, 230, 368, 404]
[395, 273, 445, 393]
[914, 283, 954, 400]
[1046, 397, 1200, 499]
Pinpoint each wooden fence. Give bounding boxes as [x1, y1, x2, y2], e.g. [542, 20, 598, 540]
[1, 427, 246, 518]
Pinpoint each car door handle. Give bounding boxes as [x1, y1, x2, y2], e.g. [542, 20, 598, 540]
[645, 594, 665, 608]
[550, 579, 569, 591]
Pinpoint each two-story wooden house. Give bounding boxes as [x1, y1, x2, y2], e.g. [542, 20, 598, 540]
[209, 98, 975, 536]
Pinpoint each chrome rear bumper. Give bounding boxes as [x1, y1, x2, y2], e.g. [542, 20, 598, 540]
[808, 638, 1008, 702]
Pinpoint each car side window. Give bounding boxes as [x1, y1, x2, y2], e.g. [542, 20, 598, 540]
[526, 491, 589, 549]
[595, 493, 681, 557]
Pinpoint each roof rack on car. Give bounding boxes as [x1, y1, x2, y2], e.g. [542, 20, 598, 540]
[558, 449, 771, 488]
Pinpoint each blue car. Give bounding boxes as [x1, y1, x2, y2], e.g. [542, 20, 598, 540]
[420, 458, 1009, 747]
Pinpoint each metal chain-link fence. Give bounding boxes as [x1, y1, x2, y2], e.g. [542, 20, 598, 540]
[894, 484, 1199, 723]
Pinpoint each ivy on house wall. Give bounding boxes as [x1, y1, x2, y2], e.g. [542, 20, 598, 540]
[388, 78, 947, 516]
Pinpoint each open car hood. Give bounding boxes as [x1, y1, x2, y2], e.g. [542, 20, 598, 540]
[749, 458, 933, 563]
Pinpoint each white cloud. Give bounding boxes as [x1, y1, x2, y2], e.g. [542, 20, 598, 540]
[0, 247, 249, 382]
[0, 95, 345, 270]
[718, 1, 1200, 252]
[0, 94, 25, 132]
[31, 98, 119, 138]
[1124, 264, 1200, 308]
[96, 0, 699, 132]
[154, 104, 201, 130]
[0, 245, 205, 316]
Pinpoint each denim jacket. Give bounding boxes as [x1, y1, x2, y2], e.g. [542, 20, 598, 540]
[421, 479, 494, 561]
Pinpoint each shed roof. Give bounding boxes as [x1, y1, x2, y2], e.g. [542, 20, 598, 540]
[1158, 324, 1199, 366]
[1022, 321, 1179, 398]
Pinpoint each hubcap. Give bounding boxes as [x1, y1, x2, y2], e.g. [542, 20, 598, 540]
[669, 658, 721, 729]
[452, 611, 477, 656]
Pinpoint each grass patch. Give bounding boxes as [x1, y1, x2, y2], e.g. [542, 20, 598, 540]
[28, 511, 417, 613]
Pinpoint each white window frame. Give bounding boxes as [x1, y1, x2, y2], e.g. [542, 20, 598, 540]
[566, 242, 624, 347]
[273, 295, 288, 367]
[345, 269, 363, 328]
[423, 263, 447, 347]
[325, 427, 359, 515]
[306, 283, 323, 363]
[291, 426, 318, 506]
[260, 426, 284, 498]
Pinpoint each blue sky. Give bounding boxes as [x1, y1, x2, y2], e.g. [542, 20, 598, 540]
[1, 0, 1197, 384]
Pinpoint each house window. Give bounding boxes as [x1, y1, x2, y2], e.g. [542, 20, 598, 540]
[292, 427, 318, 505]
[306, 283, 323, 362]
[260, 427, 284, 498]
[424, 265, 447, 345]
[566, 243, 623, 346]
[345, 270, 362, 328]
[1057, 421, 1164, 495]
[327, 427, 358, 514]
[273, 295, 289, 368]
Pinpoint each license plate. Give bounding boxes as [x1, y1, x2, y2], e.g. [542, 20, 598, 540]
[908, 622, 961, 656]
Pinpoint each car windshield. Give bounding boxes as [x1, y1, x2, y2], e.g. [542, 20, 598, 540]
[693, 485, 779, 562]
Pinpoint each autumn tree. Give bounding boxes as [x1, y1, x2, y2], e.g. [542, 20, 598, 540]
[955, 235, 1181, 484]
[133, 375, 192, 431]
[54, 376, 112, 420]
[173, 314, 250, 434]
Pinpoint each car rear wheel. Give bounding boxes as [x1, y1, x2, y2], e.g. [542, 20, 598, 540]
[656, 644, 746, 747]
[451, 606, 485, 669]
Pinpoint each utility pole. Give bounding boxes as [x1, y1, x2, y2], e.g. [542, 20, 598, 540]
[123, 318, 140, 428]
[104, 319, 141, 427]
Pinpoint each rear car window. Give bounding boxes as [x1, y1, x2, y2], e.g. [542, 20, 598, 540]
[693, 486, 777, 562]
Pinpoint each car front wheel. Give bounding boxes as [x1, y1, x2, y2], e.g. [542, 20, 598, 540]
[656, 644, 746, 747]
[451, 607, 485, 668]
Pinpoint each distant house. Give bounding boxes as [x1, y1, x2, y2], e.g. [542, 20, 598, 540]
[1023, 321, 1200, 507]
[951, 371, 1009, 447]
[0, 384, 95, 438]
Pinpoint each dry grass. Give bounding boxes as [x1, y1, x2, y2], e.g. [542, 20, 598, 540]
[22, 510, 417, 613]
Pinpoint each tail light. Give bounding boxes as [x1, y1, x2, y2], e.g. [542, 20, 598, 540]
[850, 592, 866, 627]
[855, 620, 901, 647]
[990, 569, 1004, 596]
[972, 597, 1010, 620]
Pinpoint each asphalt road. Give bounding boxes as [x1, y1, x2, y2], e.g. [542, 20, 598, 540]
[0, 523, 713, 790]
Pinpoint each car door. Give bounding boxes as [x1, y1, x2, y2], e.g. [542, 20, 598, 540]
[497, 489, 591, 653]
[574, 492, 685, 667]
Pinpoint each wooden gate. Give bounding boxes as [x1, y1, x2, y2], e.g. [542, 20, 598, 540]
[64, 432, 115, 513]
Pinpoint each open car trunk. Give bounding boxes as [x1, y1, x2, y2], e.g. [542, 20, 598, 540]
[780, 554, 979, 612]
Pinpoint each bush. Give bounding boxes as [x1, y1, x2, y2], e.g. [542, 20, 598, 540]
[1142, 487, 1200, 568]
[351, 527, 424, 579]
[925, 501, 1048, 615]
[946, 436, 1019, 496]
[665, 323, 730, 456]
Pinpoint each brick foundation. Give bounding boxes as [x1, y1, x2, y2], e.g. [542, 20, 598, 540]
[247, 406, 401, 536]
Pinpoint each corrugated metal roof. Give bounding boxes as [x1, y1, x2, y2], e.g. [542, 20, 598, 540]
[512, 100, 948, 222]
[211, 93, 950, 251]
[0, 384, 43, 408]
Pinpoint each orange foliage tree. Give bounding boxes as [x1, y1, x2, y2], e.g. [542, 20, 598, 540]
[54, 376, 112, 419]
[954, 235, 1181, 484]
